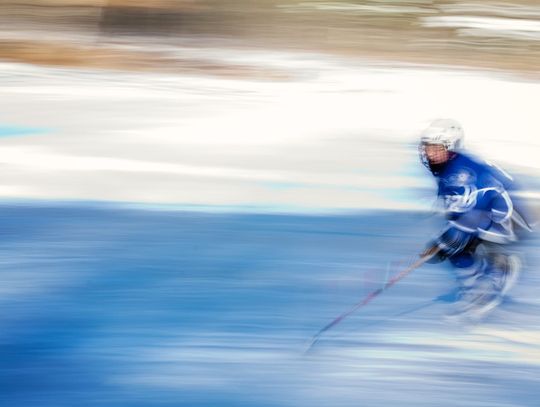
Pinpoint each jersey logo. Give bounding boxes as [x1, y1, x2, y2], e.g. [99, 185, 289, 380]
[444, 185, 478, 212]
[443, 167, 478, 212]
[447, 168, 476, 187]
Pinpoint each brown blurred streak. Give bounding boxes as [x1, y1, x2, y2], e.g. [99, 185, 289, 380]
[0, 0, 200, 8]
[0, 38, 292, 79]
[0, 1, 538, 78]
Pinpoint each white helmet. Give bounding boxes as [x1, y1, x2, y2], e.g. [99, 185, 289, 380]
[419, 118, 464, 169]
[420, 118, 464, 150]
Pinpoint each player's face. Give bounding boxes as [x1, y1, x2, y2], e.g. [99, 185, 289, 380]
[424, 144, 450, 165]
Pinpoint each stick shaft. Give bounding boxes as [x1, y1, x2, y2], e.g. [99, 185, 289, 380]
[307, 249, 438, 350]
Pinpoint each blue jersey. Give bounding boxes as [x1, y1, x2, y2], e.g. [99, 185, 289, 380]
[433, 151, 530, 251]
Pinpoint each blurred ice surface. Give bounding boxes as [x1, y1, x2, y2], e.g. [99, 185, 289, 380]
[0, 204, 539, 406]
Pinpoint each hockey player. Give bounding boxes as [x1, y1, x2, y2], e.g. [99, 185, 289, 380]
[419, 119, 532, 318]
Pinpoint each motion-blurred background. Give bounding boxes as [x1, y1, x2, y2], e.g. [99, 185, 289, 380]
[0, 2, 539, 407]
[0, 0, 539, 210]
[1, 0, 539, 72]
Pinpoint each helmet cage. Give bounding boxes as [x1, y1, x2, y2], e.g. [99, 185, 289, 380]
[419, 119, 464, 169]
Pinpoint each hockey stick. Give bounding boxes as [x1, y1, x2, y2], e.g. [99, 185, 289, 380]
[306, 247, 439, 352]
